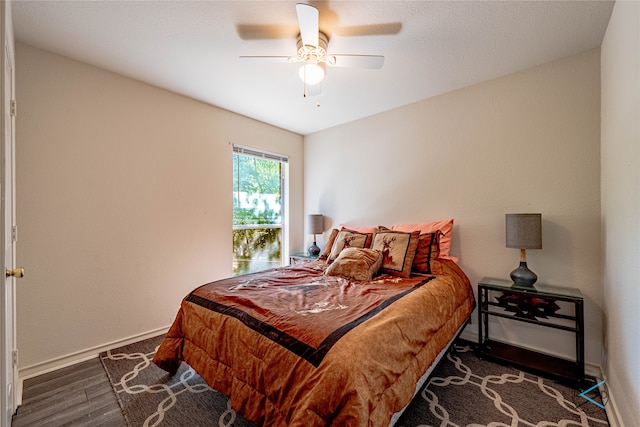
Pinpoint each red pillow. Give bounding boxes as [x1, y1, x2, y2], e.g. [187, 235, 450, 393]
[390, 218, 456, 261]
[339, 224, 378, 234]
[412, 232, 440, 273]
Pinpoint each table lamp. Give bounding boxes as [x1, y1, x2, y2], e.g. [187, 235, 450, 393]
[506, 213, 542, 286]
[307, 214, 324, 256]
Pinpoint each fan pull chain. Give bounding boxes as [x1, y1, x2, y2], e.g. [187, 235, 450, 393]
[300, 67, 320, 106]
[302, 65, 307, 97]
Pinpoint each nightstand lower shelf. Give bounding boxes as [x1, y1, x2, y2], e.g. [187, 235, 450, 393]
[480, 339, 581, 384]
[478, 278, 585, 385]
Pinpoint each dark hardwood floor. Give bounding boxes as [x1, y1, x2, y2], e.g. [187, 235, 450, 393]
[12, 357, 126, 426]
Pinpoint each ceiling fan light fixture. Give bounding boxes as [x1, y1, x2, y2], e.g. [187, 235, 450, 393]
[239, 5, 385, 98]
[299, 62, 325, 85]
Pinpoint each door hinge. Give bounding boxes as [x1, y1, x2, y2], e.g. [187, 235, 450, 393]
[10, 100, 16, 117]
[11, 226, 17, 242]
[12, 350, 18, 366]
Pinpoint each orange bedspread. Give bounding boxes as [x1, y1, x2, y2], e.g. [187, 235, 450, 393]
[153, 259, 475, 426]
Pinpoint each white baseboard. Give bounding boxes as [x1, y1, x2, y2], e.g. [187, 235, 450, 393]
[599, 372, 626, 427]
[15, 325, 169, 406]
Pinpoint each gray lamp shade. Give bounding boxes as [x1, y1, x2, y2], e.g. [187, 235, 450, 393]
[307, 214, 324, 235]
[307, 214, 324, 256]
[505, 213, 542, 249]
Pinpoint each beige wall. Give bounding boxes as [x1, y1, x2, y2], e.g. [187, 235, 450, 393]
[15, 12, 639, 422]
[15, 44, 304, 370]
[305, 50, 602, 367]
[601, 1, 640, 425]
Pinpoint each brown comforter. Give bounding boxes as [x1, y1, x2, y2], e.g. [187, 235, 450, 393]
[153, 259, 475, 426]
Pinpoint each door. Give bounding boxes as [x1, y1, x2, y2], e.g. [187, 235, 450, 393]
[1, 20, 17, 426]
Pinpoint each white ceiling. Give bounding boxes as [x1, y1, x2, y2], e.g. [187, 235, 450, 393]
[12, 1, 614, 135]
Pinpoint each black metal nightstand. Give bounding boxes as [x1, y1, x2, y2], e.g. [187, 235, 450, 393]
[477, 277, 585, 384]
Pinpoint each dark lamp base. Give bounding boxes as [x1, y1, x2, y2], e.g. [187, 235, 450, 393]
[510, 262, 537, 286]
[308, 242, 320, 256]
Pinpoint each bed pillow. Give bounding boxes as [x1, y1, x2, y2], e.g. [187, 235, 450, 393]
[412, 232, 440, 274]
[371, 230, 420, 278]
[324, 248, 383, 281]
[318, 228, 340, 260]
[428, 259, 446, 275]
[338, 225, 376, 248]
[390, 218, 455, 260]
[339, 224, 379, 234]
[328, 229, 371, 262]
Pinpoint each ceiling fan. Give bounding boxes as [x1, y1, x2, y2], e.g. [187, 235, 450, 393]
[239, 3, 385, 99]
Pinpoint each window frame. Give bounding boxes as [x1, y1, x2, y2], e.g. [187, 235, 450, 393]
[232, 144, 289, 275]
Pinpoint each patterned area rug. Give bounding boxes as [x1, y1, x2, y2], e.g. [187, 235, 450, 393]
[100, 335, 609, 427]
[396, 345, 609, 427]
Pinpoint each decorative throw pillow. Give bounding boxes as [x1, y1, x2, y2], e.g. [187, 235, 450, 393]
[318, 228, 340, 260]
[328, 229, 371, 262]
[371, 230, 420, 278]
[324, 248, 383, 281]
[412, 232, 440, 274]
[428, 259, 446, 275]
[390, 218, 456, 261]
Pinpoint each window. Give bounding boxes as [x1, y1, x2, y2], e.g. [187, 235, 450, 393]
[232, 145, 287, 276]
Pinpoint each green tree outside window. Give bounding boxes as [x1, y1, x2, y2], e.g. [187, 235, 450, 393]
[232, 152, 283, 275]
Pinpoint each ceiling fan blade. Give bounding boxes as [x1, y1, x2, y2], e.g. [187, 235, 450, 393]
[330, 55, 385, 69]
[239, 56, 293, 63]
[236, 24, 299, 41]
[333, 22, 403, 37]
[296, 3, 319, 48]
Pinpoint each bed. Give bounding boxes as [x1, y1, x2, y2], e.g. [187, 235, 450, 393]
[153, 222, 475, 426]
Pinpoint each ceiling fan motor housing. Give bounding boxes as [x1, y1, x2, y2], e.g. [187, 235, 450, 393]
[296, 31, 330, 64]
